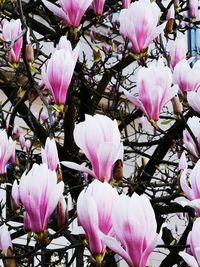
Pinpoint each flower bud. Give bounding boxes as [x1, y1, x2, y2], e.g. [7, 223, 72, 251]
[25, 44, 34, 63]
[57, 195, 68, 227]
[172, 96, 183, 115]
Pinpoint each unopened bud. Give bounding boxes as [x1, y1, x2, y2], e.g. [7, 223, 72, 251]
[57, 195, 68, 227]
[172, 96, 183, 115]
[25, 44, 34, 63]
[112, 159, 123, 181]
[165, 19, 175, 34]
[174, 0, 179, 9]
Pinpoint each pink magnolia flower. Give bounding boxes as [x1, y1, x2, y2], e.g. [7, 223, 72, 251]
[188, 89, 200, 114]
[2, 19, 22, 64]
[189, 0, 199, 19]
[18, 163, 64, 233]
[41, 44, 79, 106]
[77, 180, 118, 257]
[119, 0, 166, 54]
[180, 159, 200, 216]
[61, 114, 123, 182]
[180, 218, 200, 267]
[173, 59, 200, 94]
[0, 130, 16, 175]
[183, 117, 200, 158]
[123, 61, 178, 121]
[42, 0, 93, 27]
[100, 193, 163, 267]
[41, 137, 60, 171]
[92, 0, 106, 16]
[0, 224, 13, 256]
[170, 38, 187, 69]
[122, 0, 132, 8]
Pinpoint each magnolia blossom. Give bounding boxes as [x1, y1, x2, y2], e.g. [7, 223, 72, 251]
[119, 0, 166, 54]
[42, 0, 93, 27]
[180, 159, 200, 216]
[180, 218, 200, 267]
[0, 130, 16, 175]
[122, 0, 131, 8]
[173, 59, 200, 94]
[41, 43, 79, 106]
[188, 89, 200, 114]
[123, 61, 178, 121]
[41, 137, 60, 171]
[92, 0, 106, 15]
[2, 19, 22, 64]
[183, 117, 200, 158]
[170, 38, 187, 69]
[0, 224, 13, 256]
[100, 193, 162, 267]
[16, 163, 64, 233]
[62, 114, 123, 182]
[189, 0, 199, 19]
[77, 180, 118, 257]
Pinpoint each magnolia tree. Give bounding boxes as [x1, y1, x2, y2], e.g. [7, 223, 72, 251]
[0, 0, 200, 266]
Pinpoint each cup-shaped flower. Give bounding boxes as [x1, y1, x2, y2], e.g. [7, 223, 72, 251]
[2, 19, 22, 64]
[119, 0, 166, 54]
[173, 59, 200, 94]
[0, 130, 16, 175]
[180, 159, 200, 216]
[188, 89, 200, 114]
[183, 117, 200, 158]
[42, 0, 93, 27]
[123, 62, 178, 121]
[180, 218, 200, 267]
[62, 114, 123, 182]
[41, 137, 60, 171]
[18, 163, 64, 234]
[41, 45, 79, 106]
[0, 224, 13, 256]
[92, 0, 106, 16]
[100, 193, 162, 267]
[170, 38, 187, 69]
[122, 0, 131, 8]
[77, 180, 118, 257]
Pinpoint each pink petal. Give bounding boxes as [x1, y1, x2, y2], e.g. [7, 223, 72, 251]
[180, 170, 194, 200]
[179, 252, 199, 267]
[77, 191, 103, 254]
[61, 161, 96, 178]
[188, 91, 200, 114]
[99, 231, 133, 266]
